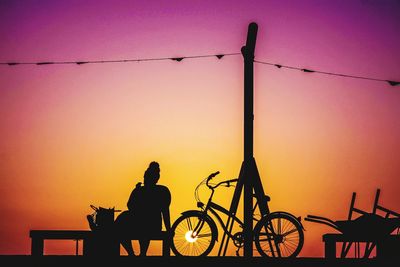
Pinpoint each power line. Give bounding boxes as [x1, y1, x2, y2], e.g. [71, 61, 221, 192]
[0, 53, 240, 66]
[1, 52, 398, 86]
[254, 59, 399, 86]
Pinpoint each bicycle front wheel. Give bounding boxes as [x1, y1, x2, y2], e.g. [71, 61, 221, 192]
[170, 212, 217, 256]
[254, 212, 304, 258]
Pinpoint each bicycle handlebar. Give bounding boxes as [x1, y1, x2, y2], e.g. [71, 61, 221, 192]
[206, 171, 238, 189]
[206, 171, 220, 184]
[212, 178, 238, 189]
[195, 172, 237, 204]
[224, 178, 239, 184]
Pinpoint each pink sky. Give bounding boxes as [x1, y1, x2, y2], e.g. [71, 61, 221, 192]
[0, 0, 399, 257]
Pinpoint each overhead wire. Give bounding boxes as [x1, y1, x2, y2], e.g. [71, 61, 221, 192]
[254, 59, 399, 86]
[0, 52, 398, 86]
[0, 53, 240, 66]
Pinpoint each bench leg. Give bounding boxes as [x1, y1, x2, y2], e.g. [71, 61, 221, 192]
[325, 240, 336, 259]
[75, 239, 79, 255]
[82, 237, 95, 256]
[31, 238, 44, 256]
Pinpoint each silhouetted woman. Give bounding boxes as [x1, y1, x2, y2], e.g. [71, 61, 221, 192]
[115, 161, 171, 256]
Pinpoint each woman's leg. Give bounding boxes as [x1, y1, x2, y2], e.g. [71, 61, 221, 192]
[138, 238, 150, 256]
[121, 240, 135, 256]
[115, 211, 136, 256]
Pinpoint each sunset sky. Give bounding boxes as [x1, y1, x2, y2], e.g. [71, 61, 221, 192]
[1, 0, 399, 257]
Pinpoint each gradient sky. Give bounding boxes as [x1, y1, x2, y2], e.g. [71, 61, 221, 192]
[1, 0, 399, 257]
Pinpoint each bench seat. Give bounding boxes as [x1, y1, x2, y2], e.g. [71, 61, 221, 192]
[29, 229, 170, 256]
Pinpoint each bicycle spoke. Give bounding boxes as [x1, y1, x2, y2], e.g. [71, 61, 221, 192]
[282, 228, 299, 237]
[186, 217, 193, 231]
[197, 232, 213, 238]
[277, 217, 281, 235]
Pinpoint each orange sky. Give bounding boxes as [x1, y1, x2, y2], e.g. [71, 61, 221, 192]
[0, 0, 399, 257]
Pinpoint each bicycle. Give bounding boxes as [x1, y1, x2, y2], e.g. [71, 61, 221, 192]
[170, 171, 305, 257]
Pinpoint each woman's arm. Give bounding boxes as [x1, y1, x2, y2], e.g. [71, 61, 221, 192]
[161, 187, 172, 231]
[162, 207, 171, 232]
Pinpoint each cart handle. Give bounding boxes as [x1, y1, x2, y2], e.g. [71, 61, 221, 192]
[305, 215, 341, 232]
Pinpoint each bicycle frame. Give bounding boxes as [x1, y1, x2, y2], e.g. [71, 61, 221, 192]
[205, 201, 243, 240]
[197, 178, 269, 242]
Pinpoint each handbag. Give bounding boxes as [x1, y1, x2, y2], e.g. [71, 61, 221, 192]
[87, 205, 117, 232]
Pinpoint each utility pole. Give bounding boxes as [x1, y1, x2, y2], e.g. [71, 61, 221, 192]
[218, 22, 269, 258]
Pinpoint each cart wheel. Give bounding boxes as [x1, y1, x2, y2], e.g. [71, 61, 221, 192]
[254, 212, 304, 258]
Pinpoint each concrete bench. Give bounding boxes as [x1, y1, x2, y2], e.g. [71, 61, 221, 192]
[322, 233, 399, 259]
[29, 230, 170, 256]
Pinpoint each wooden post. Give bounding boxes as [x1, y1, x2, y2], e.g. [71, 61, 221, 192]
[218, 22, 270, 258]
[242, 21, 258, 259]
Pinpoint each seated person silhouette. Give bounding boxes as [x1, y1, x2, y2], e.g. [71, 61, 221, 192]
[115, 161, 171, 256]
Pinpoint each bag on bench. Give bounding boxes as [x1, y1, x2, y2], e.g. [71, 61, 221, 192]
[87, 205, 116, 232]
[86, 205, 119, 256]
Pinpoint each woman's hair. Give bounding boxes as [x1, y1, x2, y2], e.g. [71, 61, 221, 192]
[144, 161, 160, 186]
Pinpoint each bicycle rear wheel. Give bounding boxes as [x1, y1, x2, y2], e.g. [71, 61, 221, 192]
[170, 212, 217, 256]
[254, 212, 304, 258]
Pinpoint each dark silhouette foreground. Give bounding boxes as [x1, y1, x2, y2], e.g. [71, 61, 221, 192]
[3, 255, 397, 267]
[114, 161, 171, 256]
